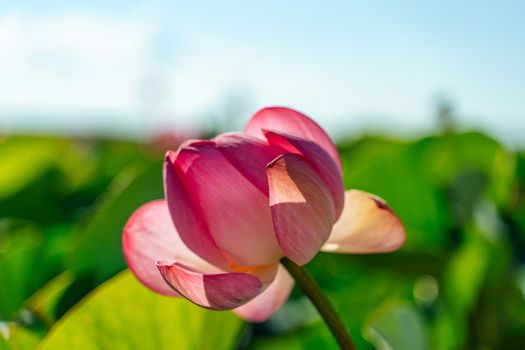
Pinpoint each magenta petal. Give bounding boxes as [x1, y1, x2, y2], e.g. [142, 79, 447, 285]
[245, 106, 341, 170]
[233, 264, 294, 322]
[123, 200, 219, 296]
[214, 132, 283, 195]
[264, 130, 344, 220]
[267, 153, 335, 265]
[322, 190, 406, 253]
[164, 152, 229, 269]
[157, 261, 264, 310]
[171, 141, 282, 266]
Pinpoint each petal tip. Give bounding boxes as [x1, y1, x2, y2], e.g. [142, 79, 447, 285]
[157, 263, 264, 310]
[322, 189, 406, 254]
[165, 150, 177, 163]
[266, 153, 285, 169]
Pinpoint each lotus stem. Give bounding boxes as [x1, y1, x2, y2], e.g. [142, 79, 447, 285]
[281, 257, 356, 350]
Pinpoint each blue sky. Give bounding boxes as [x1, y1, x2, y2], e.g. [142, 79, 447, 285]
[0, 1, 523, 144]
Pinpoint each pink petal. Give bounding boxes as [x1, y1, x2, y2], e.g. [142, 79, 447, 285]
[267, 153, 335, 265]
[264, 130, 344, 220]
[321, 190, 406, 254]
[245, 107, 341, 171]
[123, 200, 220, 296]
[214, 132, 283, 195]
[164, 152, 229, 269]
[233, 264, 294, 322]
[170, 140, 283, 267]
[156, 261, 265, 310]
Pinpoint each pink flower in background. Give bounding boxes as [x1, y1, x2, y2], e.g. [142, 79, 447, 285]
[148, 128, 202, 154]
[122, 107, 405, 322]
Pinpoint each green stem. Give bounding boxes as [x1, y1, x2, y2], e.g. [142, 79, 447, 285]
[281, 258, 355, 350]
[281, 257, 356, 350]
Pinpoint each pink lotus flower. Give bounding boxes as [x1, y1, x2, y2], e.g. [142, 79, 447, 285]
[123, 107, 405, 322]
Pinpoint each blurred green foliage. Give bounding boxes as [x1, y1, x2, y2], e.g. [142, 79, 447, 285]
[0, 130, 524, 349]
[38, 271, 243, 350]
